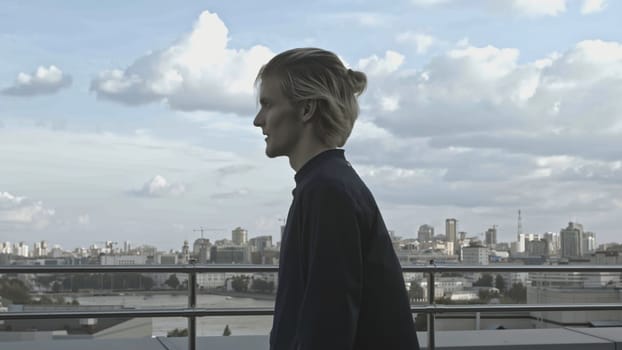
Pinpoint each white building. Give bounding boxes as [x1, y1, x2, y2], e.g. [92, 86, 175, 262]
[100, 255, 147, 265]
[582, 232, 596, 254]
[543, 232, 560, 255]
[33, 241, 48, 257]
[462, 246, 489, 265]
[156, 254, 178, 265]
[448, 291, 479, 301]
[1, 241, 11, 254]
[232, 227, 248, 246]
[517, 233, 526, 253]
[415, 277, 472, 302]
[15, 242, 29, 257]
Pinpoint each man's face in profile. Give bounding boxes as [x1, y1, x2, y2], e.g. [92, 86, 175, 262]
[254, 76, 305, 159]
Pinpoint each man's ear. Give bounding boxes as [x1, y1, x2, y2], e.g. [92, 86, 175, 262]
[300, 100, 317, 123]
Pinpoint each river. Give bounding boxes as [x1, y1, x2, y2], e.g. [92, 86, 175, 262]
[76, 294, 275, 337]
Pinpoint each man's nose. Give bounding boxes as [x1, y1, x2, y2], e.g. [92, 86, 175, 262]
[253, 112, 263, 127]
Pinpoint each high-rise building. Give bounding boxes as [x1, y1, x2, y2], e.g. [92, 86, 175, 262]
[517, 233, 526, 253]
[210, 245, 251, 264]
[32, 240, 48, 257]
[33, 241, 42, 257]
[446, 218, 457, 245]
[16, 242, 29, 257]
[249, 235, 276, 265]
[526, 239, 549, 256]
[232, 227, 248, 246]
[582, 232, 596, 254]
[543, 232, 560, 255]
[193, 238, 212, 263]
[459, 231, 467, 241]
[249, 235, 273, 252]
[417, 224, 434, 243]
[123, 240, 132, 253]
[1, 241, 10, 254]
[561, 222, 584, 258]
[485, 226, 497, 247]
[516, 210, 526, 253]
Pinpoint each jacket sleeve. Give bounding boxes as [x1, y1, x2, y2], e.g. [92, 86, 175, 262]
[295, 182, 363, 349]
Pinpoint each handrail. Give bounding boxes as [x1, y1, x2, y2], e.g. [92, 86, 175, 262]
[1, 264, 622, 350]
[2, 264, 622, 273]
[3, 303, 622, 320]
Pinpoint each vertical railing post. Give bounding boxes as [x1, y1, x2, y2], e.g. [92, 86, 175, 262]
[188, 259, 197, 350]
[428, 265, 436, 350]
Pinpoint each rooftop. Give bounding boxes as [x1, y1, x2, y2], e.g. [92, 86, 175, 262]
[2, 328, 622, 350]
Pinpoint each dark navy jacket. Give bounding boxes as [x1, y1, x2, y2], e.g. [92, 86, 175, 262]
[270, 149, 420, 350]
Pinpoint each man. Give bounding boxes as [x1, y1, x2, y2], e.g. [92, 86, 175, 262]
[253, 48, 420, 350]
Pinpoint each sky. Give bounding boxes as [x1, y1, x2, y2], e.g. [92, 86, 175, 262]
[1, 0, 621, 251]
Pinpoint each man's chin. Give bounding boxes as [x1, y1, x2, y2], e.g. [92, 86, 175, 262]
[265, 148, 278, 158]
[265, 147, 285, 159]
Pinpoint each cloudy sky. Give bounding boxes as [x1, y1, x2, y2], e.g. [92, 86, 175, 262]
[1, 0, 621, 251]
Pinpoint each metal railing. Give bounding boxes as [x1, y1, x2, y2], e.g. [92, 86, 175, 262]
[1, 264, 622, 350]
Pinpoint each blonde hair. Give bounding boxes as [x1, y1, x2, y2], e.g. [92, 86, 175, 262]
[256, 48, 367, 148]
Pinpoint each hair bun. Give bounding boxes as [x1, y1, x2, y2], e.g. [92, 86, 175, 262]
[347, 68, 367, 96]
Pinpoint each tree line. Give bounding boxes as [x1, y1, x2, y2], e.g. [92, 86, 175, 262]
[0, 276, 78, 305]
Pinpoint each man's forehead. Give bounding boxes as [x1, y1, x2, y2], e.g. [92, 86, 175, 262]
[258, 76, 283, 98]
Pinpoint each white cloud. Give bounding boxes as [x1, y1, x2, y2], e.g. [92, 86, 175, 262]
[77, 214, 91, 225]
[411, 0, 452, 6]
[211, 188, 250, 199]
[410, 0, 569, 17]
[511, 0, 567, 17]
[0, 191, 55, 228]
[90, 10, 274, 114]
[446, 45, 519, 79]
[1, 65, 72, 96]
[381, 96, 400, 112]
[581, 0, 607, 14]
[216, 164, 255, 177]
[324, 12, 391, 27]
[132, 175, 186, 197]
[340, 38, 622, 236]
[357, 50, 405, 76]
[0, 125, 292, 247]
[396, 32, 436, 54]
[361, 39, 622, 146]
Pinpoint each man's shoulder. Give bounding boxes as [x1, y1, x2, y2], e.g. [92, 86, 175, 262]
[295, 157, 372, 203]
[300, 171, 369, 208]
[302, 175, 347, 197]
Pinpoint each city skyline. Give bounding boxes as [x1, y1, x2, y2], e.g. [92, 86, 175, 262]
[1, 217, 610, 254]
[1, 1, 621, 249]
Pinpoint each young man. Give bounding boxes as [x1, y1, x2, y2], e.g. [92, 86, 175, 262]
[253, 48, 420, 350]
